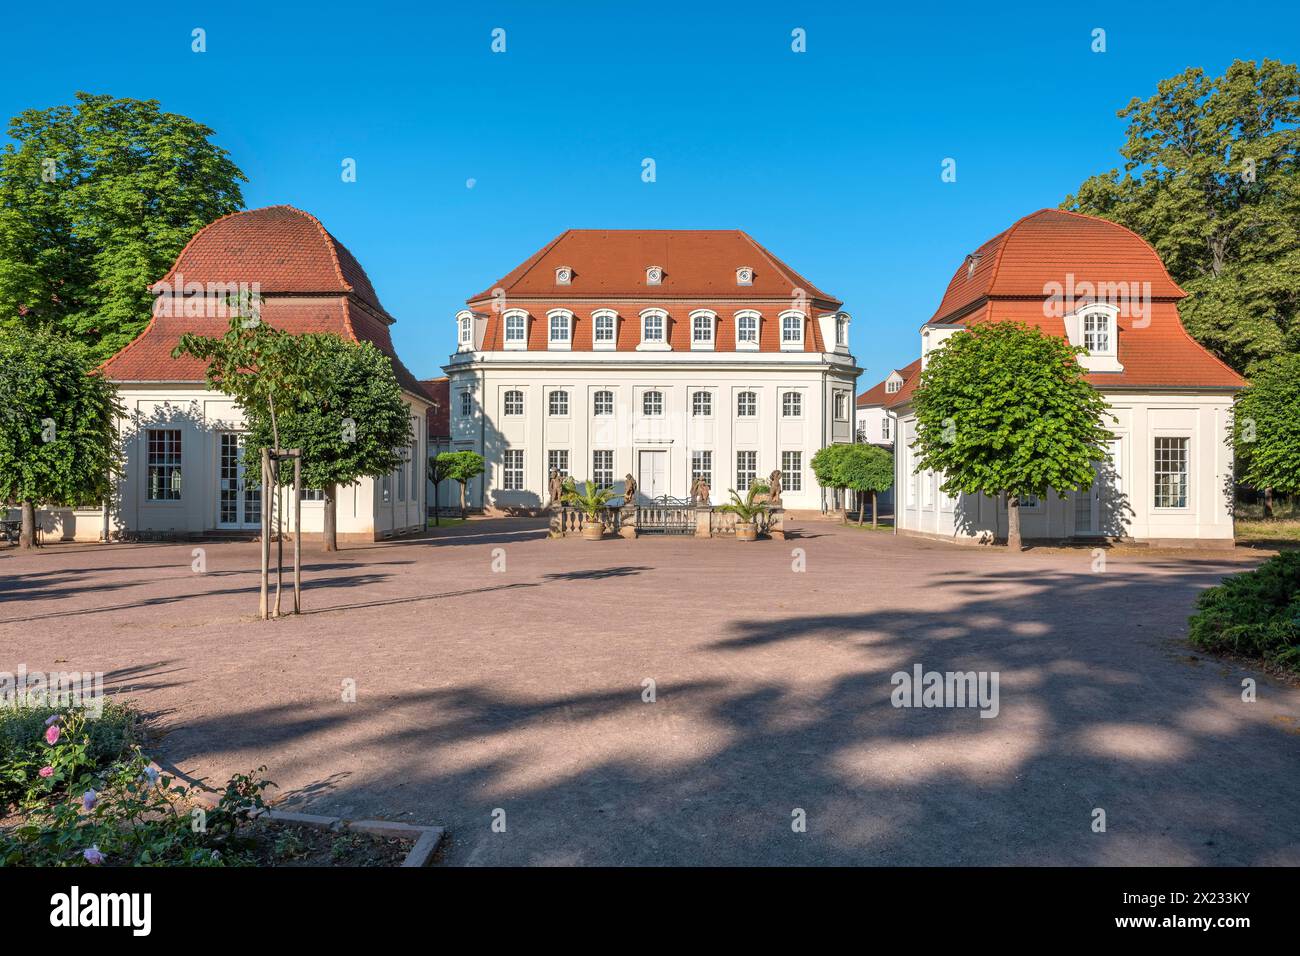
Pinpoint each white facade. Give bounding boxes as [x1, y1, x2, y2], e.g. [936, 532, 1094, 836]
[445, 352, 860, 512]
[50, 385, 427, 543]
[894, 391, 1236, 546]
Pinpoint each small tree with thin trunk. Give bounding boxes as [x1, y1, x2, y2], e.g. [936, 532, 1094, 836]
[0, 327, 121, 549]
[1233, 353, 1300, 505]
[839, 444, 894, 527]
[436, 450, 484, 518]
[911, 321, 1113, 550]
[811, 443, 853, 515]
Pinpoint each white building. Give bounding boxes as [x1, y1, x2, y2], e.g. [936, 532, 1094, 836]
[443, 230, 861, 513]
[51, 206, 432, 543]
[892, 209, 1245, 548]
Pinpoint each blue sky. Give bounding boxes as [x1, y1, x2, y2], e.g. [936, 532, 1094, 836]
[6, 2, 1299, 387]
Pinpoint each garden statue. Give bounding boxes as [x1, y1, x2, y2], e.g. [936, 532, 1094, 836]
[548, 467, 564, 507]
[623, 473, 637, 502]
[691, 477, 711, 505]
[768, 469, 783, 506]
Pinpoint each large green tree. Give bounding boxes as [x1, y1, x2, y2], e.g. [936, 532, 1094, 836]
[244, 336, 411, 552]
[1063, 60, 1300, 374]
[911, 322, 1114, 550]
[1232, 353, 1300, 498]
[0, 328, 121, 549]
[0, 92, 246, 361]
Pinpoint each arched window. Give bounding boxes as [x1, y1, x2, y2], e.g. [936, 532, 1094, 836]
[593, 390, 614, 416]
[547, 309, 573, 349]
[735, 310, 760, 348]
[503, 310, 527, 346]
[737, 391, 757, 417]
[642, 390, 664, 416]
[692, 391, 712, 416]
[592, 310, 617, 348]
[691, 310, 715, 347]
[549, 390, 569, 416]
[460, 391, 473, 417]
[780, 310, 804, 347]
[642, 311, 666, 344]
[457, 313, 473, 346]
[503, 390, 524, 416]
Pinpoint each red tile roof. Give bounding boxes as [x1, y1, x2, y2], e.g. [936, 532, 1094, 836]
[857, 359, 921, 408]
[101, 206, 426, 399]
[152, 205, 386, 314]
[465, 230, 841, 354]
[910, 209, 1245, 392]
[420, 378, 450, 438]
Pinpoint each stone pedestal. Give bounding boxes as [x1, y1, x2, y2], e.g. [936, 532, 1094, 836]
[618, 504, 637, 539]
[695, 509, 712, 538]
[768, 508, 785, 540]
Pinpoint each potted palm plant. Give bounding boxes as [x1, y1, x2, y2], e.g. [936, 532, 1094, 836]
[719, 481, 770, 542]
[563, 479, 617, 540]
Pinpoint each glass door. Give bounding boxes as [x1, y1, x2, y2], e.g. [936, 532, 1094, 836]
[218, 432, 262, 529]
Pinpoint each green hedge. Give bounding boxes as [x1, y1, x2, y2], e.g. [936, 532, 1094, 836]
[1188, 552, 1300, 671]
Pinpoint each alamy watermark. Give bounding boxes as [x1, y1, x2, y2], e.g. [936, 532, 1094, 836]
[1043, 272, 1152, 328]
[1, 666, 105, 717]
[891, 663, 999, 718]
[154, 274, 262, 323]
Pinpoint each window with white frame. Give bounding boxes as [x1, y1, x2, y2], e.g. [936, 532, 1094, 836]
[593, 390, 614, 416]
[1019, 493, 1041, 509]
[642, 390, 663, 416]
[834, 392, 848, 420]
[548, 311, 572, 346]
[593, 310, 616, 346]
[1083, 311, 1112, 354]
[504, 390, 524, 416]
[381, 471, 391, 503]
[642, 311, 666, 344]
[781, 311, 803, 346]
[548, 390, 569, 416]
[692, 312, 714, 346]
[548, 449, 569, 478]
[692, 390, 712, 417]
[736, 312, 759, 346]
[885, 377, 901, 394]
[460, 391, 472, 417]
[146, 429, 182, 501]
[837, 315, 849, 347]
[736, 451, 757, 491]
[503, 450, 525, 491]
[396, 453, 406, 502]
[736, 391, 757, 417]
[782, 391, 801, 417]
[593, 450, 614, 487]
[457, 313, 472, 346]
[881, 416, 892, 441]
[692, 450, 712, 489]
[504, 311, 526, 345]
[300, 488, 324, 501]
[1153, 437, 1189, 508]
[782, 451, 802, 492]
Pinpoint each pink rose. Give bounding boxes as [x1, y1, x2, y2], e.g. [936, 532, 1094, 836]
[45, 724, 60, 745]
[38, 766, 53, 778]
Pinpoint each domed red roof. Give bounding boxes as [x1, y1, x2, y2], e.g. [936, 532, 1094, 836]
[151, 205, 386, 314]
[929, 208, 1184, 324]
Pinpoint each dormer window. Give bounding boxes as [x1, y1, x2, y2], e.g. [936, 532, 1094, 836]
[736, 266, 753, 286]
[837, 315, 849, 347]
[555, 266, 573, 285]
[637, 308, 670, 351]
[965, 253, 982, 278]
[456, 311, 475, 351]
[779, 310, 805, 350]
[646, 265, 663, 286]
[735, 310, 760, 350]
[690, 309, 716, 350]
[503, 309, 528, 350]
[885, 376, 902, 394]
[1083, 310, 1113, 354]
[547, 309, 573, 350]
[592, 309, 618, 350]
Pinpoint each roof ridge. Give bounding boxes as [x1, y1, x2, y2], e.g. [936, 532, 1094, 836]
[739, 232, 838, 305]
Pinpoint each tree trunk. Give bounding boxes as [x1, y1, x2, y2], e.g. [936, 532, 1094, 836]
[857, 493, 866, 526]
[1007, 493, 1023, 551]
[871, 491, 878, 528]
[433, 474, 440, 526]
[19, 500, 37, 550]
[459, 480, 467, 519]
[323, 482, 338, 552]
[1264, 487, 1274, 519]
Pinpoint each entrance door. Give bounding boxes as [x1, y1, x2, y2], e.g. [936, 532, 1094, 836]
[637, 449, 668, 501]
[218, 432, 262, 529]
[1074, 439, 1122, 536]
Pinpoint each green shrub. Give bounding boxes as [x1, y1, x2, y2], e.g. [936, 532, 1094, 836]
[0, 701, 138, 808]
[1188, 552, 1300, 670]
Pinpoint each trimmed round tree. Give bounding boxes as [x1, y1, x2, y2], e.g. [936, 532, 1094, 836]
[811, 443, 854, 514]
[839, 444, 895, 527]
[0, 327, 121, 548]
[436, 450, 485, 518]
[910, 321, 1114, 550]
[1233, 353, 1300, 507]
[243, 335, 412, 552]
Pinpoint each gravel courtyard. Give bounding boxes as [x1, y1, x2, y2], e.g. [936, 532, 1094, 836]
[2, 519, 1296, 866]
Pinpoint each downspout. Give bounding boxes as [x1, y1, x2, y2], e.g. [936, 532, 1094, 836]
[477, 364, 487, 511]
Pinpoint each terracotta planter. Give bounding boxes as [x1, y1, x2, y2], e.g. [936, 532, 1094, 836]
[581, 521, 605, 541]
[735, 521, 758, 542]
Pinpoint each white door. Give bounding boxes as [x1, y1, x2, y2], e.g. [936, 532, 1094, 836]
[637, 450, 668, 501]
[1074, 439, 1122, 536]
[217, 432, 262, 529]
